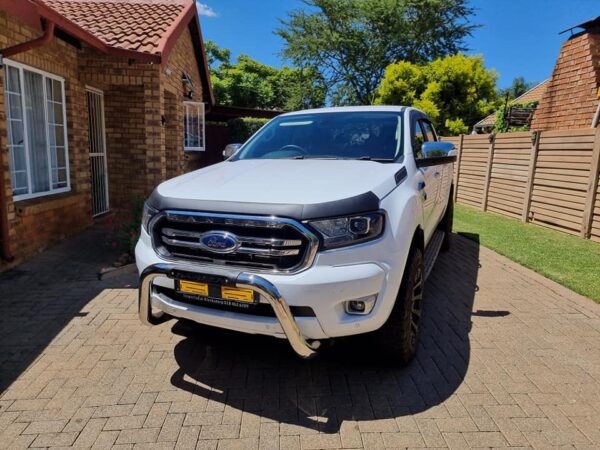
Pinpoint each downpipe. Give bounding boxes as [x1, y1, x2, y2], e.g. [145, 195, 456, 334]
[0, 21, 55, 63]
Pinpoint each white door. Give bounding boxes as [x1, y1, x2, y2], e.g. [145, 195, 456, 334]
[86, 88, 109, 217]
[414, 121, 441, 243]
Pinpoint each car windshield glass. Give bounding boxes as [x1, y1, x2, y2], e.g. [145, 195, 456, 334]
[232, 111, 404, 162]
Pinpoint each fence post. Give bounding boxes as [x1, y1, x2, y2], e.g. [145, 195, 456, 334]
[522, 130, 541, 222]
[481, 133, 496, 211]
[580, 127, 600, 238]
[453, 134, 464, 203]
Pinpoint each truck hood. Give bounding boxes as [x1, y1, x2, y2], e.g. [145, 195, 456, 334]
[151, 159, 404, 220]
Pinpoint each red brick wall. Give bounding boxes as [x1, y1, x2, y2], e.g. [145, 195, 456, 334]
[161, 26, 206, 174]
[78, 48, 167, 209]
[0, 11, 91, 268]
[532, 30, 600, 131]
[0, 13, 210, 269]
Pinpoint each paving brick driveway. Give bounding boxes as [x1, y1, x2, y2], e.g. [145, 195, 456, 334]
[0, 230, 599, 449]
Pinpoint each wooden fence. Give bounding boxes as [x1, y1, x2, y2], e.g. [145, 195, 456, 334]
[442, 129, 600, 242]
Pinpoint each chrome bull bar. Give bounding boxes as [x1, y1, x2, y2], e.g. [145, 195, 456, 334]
[138, 263, 321, 358]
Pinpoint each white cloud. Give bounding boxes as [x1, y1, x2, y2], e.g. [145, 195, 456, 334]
[196, 2, 218, 17]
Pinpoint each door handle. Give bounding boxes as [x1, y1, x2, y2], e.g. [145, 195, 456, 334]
[417, 181, 427, 201]
[434, 171, 441, 178]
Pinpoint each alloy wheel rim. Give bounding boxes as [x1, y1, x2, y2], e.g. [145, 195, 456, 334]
[409, 266, 423, 350]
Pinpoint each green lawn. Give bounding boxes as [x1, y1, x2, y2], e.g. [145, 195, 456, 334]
[453, 204, 600, 303]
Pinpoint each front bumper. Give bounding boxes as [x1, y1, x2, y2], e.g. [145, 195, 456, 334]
[139, 263, 322, 358]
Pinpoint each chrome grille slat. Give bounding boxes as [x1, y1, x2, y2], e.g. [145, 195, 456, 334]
[151, 211, 319, 274]
[162, 227, 302, 247]
[162, 236, 300, 256]
[236, 247, 300, 257]
[169, 252, 279, 269]
[165, 213, 287, 229]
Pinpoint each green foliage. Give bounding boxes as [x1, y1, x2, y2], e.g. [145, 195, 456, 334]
[106, 196, 145, 257]
[376, 54, 498, 135]
[276, 0, 477, 105]
[206, 40, 327, 111]
[454, 204, 600, 303]
[228, 117, 270, 143]
[204, 40, 231, 68]
[494, 100, 539, 133]
[498, 76, 536, 101]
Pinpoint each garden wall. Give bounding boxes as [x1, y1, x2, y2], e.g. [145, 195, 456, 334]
[443, 129, 600, 242]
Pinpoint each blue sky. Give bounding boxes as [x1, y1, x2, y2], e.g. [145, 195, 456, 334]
[197, 0, 599, 88]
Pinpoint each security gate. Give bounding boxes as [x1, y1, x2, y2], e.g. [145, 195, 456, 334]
[86, 88, 109, 217]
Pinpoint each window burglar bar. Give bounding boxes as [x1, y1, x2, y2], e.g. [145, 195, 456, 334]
[183, 101, 205, 151]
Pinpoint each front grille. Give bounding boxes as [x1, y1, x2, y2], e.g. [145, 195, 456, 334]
[151, 211, 318, 273]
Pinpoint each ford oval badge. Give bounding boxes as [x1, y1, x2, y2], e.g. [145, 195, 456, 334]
[199, 231, 240, 254]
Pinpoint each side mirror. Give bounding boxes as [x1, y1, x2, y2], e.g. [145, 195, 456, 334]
[416, 142, 456, 167]
[223, 143, 242, 159]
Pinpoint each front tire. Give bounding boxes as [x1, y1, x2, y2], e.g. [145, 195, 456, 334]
[370, 245, 424, 366]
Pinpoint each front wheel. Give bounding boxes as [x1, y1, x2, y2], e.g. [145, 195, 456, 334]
[369, 245, 424, 366]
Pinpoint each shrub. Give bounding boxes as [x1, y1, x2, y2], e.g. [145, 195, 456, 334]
[228, 117, 270, 143]
[495, 101, 539, 133]
[106, 196, 145, 259]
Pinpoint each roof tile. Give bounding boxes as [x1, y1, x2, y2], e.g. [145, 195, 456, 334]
[41, 0, 187, 55]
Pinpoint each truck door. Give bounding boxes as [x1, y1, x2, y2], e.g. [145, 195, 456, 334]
[414, 120, 441, 243]
[420, 120, 448, 225]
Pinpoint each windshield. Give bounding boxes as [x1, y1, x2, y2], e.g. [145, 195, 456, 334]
[233, 111, 404, 162]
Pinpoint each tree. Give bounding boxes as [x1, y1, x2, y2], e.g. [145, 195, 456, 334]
[205, 40, 327, 111]
[276, 0, 477, 105]
[498, 76, 536, 101]
[204, 40, 231, 69]
[376, 54, 498, 135]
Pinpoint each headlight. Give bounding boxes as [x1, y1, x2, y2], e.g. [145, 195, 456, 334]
[142, 202, 159, 232]
[308, 212, 385, 249]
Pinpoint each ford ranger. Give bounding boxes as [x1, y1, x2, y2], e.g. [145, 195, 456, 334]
[136, 106, 455, 365]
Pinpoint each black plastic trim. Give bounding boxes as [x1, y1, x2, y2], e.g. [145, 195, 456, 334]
[394, 167, 408, 185]
[415, 155, 457, 168]
[148, 190, 380, 221]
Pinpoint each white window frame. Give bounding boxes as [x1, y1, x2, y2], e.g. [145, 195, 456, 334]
[183, 101, 205, 152]
[3, 59, 70, 202]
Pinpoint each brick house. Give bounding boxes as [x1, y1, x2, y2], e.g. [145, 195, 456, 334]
[474, 16, 600, 133]
[532, 17, 600, 131]
[0, 0, 275, 268]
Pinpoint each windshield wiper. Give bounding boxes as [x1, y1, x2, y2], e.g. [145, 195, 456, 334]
[294, 155, 341, 160]
[356, 156, 395, 162]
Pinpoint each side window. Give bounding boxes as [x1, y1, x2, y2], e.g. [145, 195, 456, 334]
[421, 120, 437, 142]
[414, 121, 427, 159]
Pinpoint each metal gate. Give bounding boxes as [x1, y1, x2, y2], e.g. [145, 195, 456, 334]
[86, 88, 109, 217]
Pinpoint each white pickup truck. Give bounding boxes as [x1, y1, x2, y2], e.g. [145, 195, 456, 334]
[136, 106, 455, 365]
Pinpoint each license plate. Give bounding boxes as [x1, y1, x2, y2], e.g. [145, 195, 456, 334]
[221, 286, 254, 302]
[179, 280, 209, 296]
[177, 280, 255, 304]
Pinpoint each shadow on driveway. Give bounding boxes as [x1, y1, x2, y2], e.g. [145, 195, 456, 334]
[169, 234, 487, 433]
[0, 228, 137, 392]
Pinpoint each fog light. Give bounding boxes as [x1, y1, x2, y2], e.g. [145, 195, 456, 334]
[344, 294, 377, 315]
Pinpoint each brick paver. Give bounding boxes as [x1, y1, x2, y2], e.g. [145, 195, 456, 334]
[1, 230, 599, 449]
